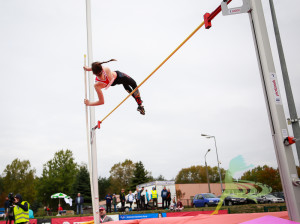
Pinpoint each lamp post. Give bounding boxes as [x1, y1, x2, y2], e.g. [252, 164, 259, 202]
[201, 134, 224, 193]
[205, 149, 211, 193]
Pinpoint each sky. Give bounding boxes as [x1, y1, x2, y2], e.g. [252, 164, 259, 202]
[0, 0, 299, 182]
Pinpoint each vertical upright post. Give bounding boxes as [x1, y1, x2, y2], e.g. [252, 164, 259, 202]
[248, 0, 300, 221]
[213, 137, 224, 193]
[268, 0, 300, 164]
[85, 1, 100, 223]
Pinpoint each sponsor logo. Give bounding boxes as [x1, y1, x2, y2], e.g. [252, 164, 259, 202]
[230, 8, 241, 14]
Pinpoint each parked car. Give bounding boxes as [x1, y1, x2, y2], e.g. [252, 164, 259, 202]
[218, 194, 247, 206]
[193, 193, 220, 207]
[245, 194, 266, 204]
[270, 192, 285, 200]
[263, 194, 285, 203]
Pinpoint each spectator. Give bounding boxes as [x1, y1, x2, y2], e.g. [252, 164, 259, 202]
[151, 187, 158, 209]
[29, 209, 34, 219]
[13, 194, 29, 224]
[175, 199, 184, 211]
[44, 206, 51, 216]
[58, 204, 65, 215]
[145, 189, 150, 210]
[161, 186, 168, 209]
[119, 189, 126, 212]
[105, 193, 112, 213]
[127, 191, 135, 210]
[75, 193, 84, 215]
[135, 188, 141, 211]
[99, 207, 113, 223]
[140, 187, 145, 210]
[112, 194, 117, 212]
[169, 198, 176, 211]
[4, 196, 13, 224]
[166, 189, 171, 208]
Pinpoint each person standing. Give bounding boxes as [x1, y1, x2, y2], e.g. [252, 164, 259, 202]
[135, 188, 141, 211]
[151, 187, 158, 209]
[99, 207, 113, 223]
[119, 189, 126, 212]
[161, 186, 168, 209]
[112, 194, 117, 212]
[166, 189, 171, 209]
[145, 189, 150, 210]
[140, 187, 145, 210]
[127, 191, 135, 211]
[13, 194, 29, 224]
[104, 193, 112, 213]
[75, 193, 84, 215]
[4, 196, 13, 224]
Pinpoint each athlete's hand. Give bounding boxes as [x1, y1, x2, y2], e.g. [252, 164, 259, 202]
[83, 66, 92, 71]
[84, 99, 90, 106]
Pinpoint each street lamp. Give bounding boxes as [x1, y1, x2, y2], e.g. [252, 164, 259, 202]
[201, 133, 224, 193]
[205, 149, 211, 193]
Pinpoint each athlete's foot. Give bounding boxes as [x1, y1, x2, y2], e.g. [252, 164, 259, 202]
[137, 105, 145, 115]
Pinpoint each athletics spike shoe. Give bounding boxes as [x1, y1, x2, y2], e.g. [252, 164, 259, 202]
[137, 105, 145, 115]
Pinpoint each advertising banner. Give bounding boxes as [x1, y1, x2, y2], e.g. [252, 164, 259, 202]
[166, 210, 228, 217]
[119, 213, 166, 220]
[51, 215, 118, 224]
[37, 218, 51, 224]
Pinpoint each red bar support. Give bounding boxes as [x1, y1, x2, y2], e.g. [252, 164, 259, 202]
[97, 120, 101, 129]
[204, 0, 232, 29]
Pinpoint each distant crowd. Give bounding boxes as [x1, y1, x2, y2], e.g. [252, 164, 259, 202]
[104, 186, 184, 213]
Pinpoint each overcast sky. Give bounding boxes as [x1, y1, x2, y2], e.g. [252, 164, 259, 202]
[0, 0, 299, 182]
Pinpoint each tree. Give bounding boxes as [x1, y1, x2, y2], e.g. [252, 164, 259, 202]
[240, 165, 282, 192]
[1, 159, 37, 204]
[108, 159, 135, 193]
[175, 165, 206, 183]
[72, 163, 91, 204]
[154, 175, 166, 181]
[98, 177, 111, 199]
[37, 149, 78, 208]
[175, 165, 226, 184]
[130, 161, 150, 189]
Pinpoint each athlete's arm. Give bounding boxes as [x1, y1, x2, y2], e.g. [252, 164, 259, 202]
[83, 66, 92, 71]
[84, 83, 104, 106]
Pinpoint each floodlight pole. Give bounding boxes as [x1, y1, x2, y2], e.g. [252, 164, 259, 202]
[205, 149, 211, 193]
[85, 1, 100, 224]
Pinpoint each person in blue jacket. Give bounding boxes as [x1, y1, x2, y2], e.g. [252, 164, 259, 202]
[161, 187, 168, 209]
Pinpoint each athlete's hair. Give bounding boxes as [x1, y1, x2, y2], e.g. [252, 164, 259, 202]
[91, 59, 117, 75]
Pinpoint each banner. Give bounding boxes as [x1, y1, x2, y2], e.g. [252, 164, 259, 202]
[119, 213, 166, 220]
[166, 210, 228, 217]
[37, 218, 51, 224]
[51, 215, 118, 224]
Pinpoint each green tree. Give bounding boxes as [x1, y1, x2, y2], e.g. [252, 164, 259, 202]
[72, 164, 91, 204]
[175, 165, 225, 184]
[1, 159, 37, 204]
[37, 149, 78, 208]
[241, 165, 282, 192]
[154, 174, 166, 181]
[98, 177, 111, 199]
[109, 159, 135, 193]
[130, 161, 150, 189]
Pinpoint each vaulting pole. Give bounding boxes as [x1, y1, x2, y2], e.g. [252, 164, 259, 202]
[85, 1, 100, 223]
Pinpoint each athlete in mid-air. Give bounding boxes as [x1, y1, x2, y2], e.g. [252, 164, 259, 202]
[83, 59, 145, 115]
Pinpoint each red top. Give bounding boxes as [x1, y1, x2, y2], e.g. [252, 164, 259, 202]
[95, 71, 109, 86]
[58, 206, 63, 211]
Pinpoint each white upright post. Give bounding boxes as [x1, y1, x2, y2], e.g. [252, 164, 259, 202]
[85, 1, 100, 223]
[248, 0, 300, 221]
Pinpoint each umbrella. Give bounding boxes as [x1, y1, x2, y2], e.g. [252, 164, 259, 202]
[51, 193, 69, 214]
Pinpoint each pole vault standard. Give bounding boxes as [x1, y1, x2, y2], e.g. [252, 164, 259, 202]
[85, 1, 100, 224]
[218, 0, 300, 221]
